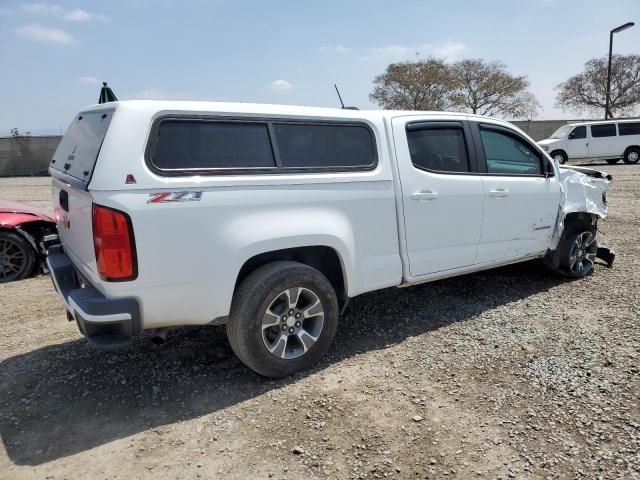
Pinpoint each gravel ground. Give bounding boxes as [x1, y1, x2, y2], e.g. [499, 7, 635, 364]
[1, 165, 639, 480]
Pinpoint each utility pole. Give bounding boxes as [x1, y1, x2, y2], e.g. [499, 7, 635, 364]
[605, 22, 634, 119]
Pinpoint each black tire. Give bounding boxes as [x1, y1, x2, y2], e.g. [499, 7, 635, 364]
[227, 261, 339, 378]
[558, 224, 597, 278]
[623, 147, 640, 164]
[550, 150, 568, 165]
[605, 158, 620, 165]
[0, 231, 36, 283]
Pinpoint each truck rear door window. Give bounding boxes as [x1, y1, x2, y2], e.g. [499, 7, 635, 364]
[273, 123, 375, 169]
[406, 127, 469, 173]
[51, 111, 113, 184]
[152, 121, 276, 170]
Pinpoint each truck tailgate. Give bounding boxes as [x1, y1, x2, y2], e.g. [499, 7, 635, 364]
[49, 108, 114, 277]
[52, 178, 97, 275]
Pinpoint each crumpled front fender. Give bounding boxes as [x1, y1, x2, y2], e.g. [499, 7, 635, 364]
[549, 165, 612, 250]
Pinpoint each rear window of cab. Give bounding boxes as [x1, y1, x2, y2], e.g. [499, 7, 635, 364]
[147, 117, 377, 174]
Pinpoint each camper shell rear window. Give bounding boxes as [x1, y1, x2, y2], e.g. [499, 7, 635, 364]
[146, 116, 377, 175]
[50, 110, 113, 186]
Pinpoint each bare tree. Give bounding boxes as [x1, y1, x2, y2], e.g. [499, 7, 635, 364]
[369, 57, 455, 110]
[519, 92, 543, 120]
[10, 128, 31, 148]
[555, 54, 640, 117]
[10, 128, 31, 139]
[448, 59, 537, 118]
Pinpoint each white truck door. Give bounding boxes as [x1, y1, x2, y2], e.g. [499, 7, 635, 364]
[470, 122, 562, 263]
[392, 117, 483, 276]
[565, 125, 589, 159]
[588, 123, 618, 158]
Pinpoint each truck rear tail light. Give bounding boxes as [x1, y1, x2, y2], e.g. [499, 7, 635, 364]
[92, 204, 137, 281]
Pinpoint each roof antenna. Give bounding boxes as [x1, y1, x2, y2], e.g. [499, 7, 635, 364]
[334, 84, 345, 109]
[334, 84, 359, 110]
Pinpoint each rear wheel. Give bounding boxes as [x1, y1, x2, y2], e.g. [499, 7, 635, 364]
[0, 231, 36, 283]
[623, 147, 640, 164]
[605, 158, 620, 165]
[551, 150, 568, 165]
[226, 261, 339, 378]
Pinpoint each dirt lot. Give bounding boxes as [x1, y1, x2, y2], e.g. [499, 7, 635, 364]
[1, 166, 639, 480]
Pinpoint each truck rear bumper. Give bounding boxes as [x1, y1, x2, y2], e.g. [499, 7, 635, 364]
[46, 245, 141, 350]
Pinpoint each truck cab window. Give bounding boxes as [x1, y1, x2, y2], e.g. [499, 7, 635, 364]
[479, 128, 541, 175]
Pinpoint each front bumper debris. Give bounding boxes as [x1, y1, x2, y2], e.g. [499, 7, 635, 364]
[596, 245, 615, 268]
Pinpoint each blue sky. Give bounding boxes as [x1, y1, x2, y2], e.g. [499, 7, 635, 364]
[0, 0, 638, 135]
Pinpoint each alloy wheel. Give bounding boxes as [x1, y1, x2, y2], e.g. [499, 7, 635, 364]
[568, 231, 597, 276]
[0, 236, 28, 282]
[261, 287, 325, 360]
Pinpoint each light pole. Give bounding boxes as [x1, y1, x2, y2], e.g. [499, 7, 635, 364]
[605, 22, 634, 119]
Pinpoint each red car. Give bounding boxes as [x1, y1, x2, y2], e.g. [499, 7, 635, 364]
[0, 200, 58, 283]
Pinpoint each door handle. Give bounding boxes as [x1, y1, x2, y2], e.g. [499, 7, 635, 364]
[411, 190, 439, 201]
[488, 188, 510, 198]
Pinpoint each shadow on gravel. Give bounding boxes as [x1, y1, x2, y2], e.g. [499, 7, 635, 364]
[1, 260, 565, 465]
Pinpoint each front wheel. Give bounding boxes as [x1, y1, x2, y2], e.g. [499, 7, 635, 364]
[623, 147, 640, 164]
[227, 261, 339, 378]
[558, 228, 598, 278]
[0, 231, 36, 283]
[551, 150, 568, 165]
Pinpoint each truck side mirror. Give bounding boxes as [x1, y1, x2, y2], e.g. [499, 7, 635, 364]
[544, 158, 554, 177]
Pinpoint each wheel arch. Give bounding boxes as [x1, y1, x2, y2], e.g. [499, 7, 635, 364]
[563, 211, 598, 231]
[12, 220, 55, 253]
[624, 145, 640, 156]
[234, 245, 349, 309]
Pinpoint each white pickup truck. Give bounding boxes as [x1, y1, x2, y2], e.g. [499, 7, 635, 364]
[47, 101, 613, 377]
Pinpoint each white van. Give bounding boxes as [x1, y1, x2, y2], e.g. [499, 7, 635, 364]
[46, 101, 613, 377]
[538, 119, 640, 165]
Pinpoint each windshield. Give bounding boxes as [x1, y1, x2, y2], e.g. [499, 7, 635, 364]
[550, 125, 573, 139]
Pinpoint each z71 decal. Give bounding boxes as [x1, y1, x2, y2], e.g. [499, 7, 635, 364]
[147, 191, 203, 204]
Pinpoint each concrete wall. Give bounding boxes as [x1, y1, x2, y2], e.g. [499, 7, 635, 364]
[0, 136, 61, 177]
[510, 120, 570, 141]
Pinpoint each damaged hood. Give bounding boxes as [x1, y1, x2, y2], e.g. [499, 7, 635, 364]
[558, 165, 611, 219]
